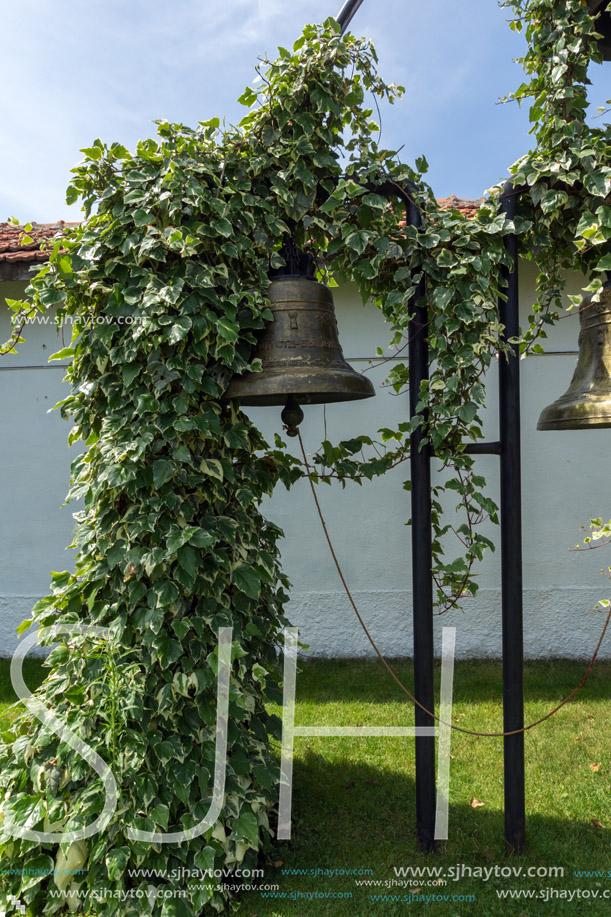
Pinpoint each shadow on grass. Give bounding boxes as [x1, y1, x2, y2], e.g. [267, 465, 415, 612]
[0, 657, 607, 913]
[0, 657, 46, 705]
[243, 751, 611, 916]
[295, 657, 611, 705]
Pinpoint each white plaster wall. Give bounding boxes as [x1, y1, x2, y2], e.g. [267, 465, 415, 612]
[1, 265, 609, 659]
[0, 282, 78, 656]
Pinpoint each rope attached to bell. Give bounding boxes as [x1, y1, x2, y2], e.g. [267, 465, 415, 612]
[295, 427, 611, 739]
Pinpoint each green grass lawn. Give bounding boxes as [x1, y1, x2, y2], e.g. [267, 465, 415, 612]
[1, 657, 609, 916]
[241, 658, 611, 917]
[0, 656, 46, 725]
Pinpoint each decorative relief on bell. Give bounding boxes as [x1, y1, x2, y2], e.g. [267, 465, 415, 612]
[223, 274, 375, 407]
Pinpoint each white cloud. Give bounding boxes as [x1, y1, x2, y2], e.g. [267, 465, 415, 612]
[3, 0, 593, 218]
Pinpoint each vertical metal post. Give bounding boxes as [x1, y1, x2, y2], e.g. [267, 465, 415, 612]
[336, 0, 366, 33]
[370, 180, 436, 851]
[406, 195, 436, 853]
[498, 182, 525, 853]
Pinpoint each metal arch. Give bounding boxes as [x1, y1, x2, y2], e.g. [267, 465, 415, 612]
[335, 0, 365, 34]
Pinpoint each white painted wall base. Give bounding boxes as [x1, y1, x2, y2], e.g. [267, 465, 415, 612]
[1, 588, 605, 660]
[280, 587, 608, 660]
[0, 597, 43, 656]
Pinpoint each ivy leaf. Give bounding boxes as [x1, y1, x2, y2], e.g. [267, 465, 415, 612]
[157, 636, 183, 669]
[231, 564, 261, 599]
[105, 847, 130, 881]
[48, 347, 75, 362]
[168, 316, 192, 343]
[457, 403, 478, 424]
[167, 525, 197, 554]
[177, 545, 199, 579]
[231, 809, 259, 847]
[133, 209, 154, 226]
[237, 86, 258, 107]
[152, 460, 173, 489]
[173, 445, 191, 463]
[194, 847, 216, 871]
[150, 804, 170, 830]
[122, 364, 141, 386]
[584, 172, 609, 197]
[143, 606, 164, 635]
[344, 229, 373, 255]
[189, 528, 217, 549]
[540, 189, 568, 214]
[161, 896, 194, 917]
[154, 581, 180, 608]
[16, 618, 32, 636]
[230, 751, 251, 775]
[200, 459, 224, 482]
[216, 317, 239, 342]
[21, 854, 54, 890]
[212, 218, 233, 238]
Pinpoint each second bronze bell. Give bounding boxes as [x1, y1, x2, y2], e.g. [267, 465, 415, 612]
[537, 286, 611, 430]
[223, 274, 375, 408]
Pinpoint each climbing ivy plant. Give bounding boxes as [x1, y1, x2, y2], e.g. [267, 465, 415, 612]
[310, 0, 610, 609]
[0, 1, 609, 914]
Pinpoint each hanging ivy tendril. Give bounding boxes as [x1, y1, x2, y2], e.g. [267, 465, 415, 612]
[0, 2, 609, 913]
[309, 0, 610, 612]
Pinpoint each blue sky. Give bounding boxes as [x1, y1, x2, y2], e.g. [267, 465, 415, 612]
[1, 0, 608, 223]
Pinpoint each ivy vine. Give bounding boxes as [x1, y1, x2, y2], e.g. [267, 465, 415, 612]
[310, 0, 610, 610]
[0, 2, 608, 914]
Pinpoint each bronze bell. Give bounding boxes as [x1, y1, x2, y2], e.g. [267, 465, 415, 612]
[223, 252, 374, 433]
[537, 285, 611, 430]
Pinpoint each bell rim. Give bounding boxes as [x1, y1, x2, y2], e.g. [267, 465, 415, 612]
[224, 390, 376, 406]
[537, 400, 611, 430]
[223, 366, 375, 406]
[538, 416, 611, 429]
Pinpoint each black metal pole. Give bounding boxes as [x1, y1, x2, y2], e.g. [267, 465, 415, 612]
[404, 194, 436, 853]
[334, 0, 436, 846]
[333, 0, 528, 854]
[498, 181, 525, 853]
[336, 0, 366, 34]
[364, 180, 435, 851]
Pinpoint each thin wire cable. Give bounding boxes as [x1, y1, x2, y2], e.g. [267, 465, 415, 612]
[296, 428, 611, 738]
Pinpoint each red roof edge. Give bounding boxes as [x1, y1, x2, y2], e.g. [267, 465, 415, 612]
[0, 199, 484, 272]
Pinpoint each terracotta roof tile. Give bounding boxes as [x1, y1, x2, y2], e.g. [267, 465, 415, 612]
[0, 222, 75, 265]
[436, 195, 485, 219]
[395, 196, 484, 228]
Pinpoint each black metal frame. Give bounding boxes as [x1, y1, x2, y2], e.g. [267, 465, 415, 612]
[332, 0, 527, 851]
[375, 180, 438, 851]
[267, 0, 527, 854]
[336, 170, 526, 851]
[336, 0, 366, 34]
[497, 184, 525, 852]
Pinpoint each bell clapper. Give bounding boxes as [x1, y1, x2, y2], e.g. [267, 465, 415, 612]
[281, 396, 304, 437]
